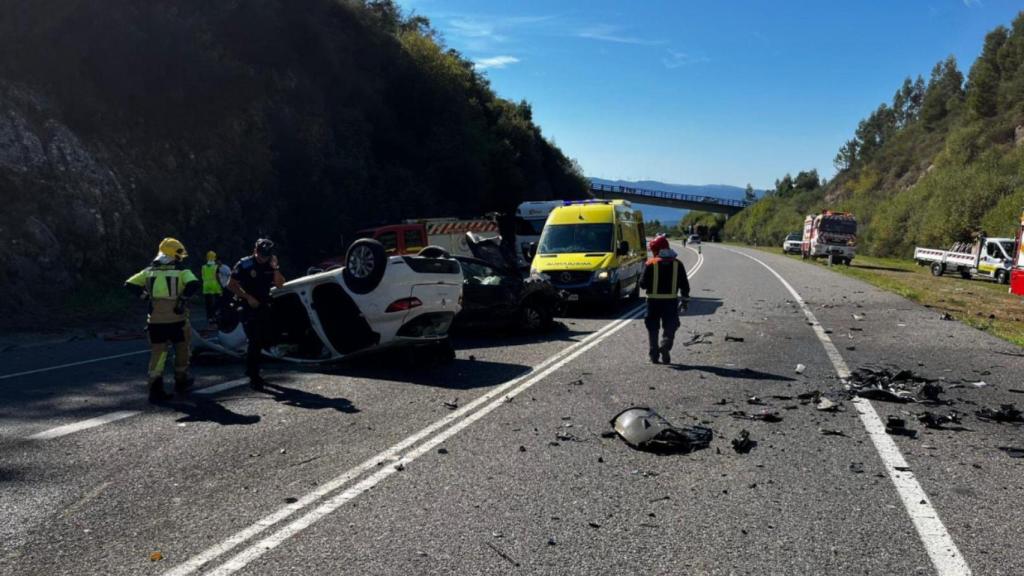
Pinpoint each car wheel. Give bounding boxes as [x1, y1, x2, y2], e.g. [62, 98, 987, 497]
[520, 301, 546, 332]
[801, 250, 808, 260]
[930, 263, 945, 277]
[996, 269, 1009, 285]
[418, 245, 450, 259]
[960, 269, 972, 280]
[343, 238, 387, 294]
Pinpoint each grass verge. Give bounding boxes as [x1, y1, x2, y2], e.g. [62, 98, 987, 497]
[741, 244, 1024, 348]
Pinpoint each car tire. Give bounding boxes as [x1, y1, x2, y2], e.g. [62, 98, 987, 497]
[960, 269, 972, 280]
[931, 263, 945, 277]
[418, 245, 450, 259]
[996, 269, 1009, 285]
[520, 300, 551, 332]
[343, 238, 387, 294]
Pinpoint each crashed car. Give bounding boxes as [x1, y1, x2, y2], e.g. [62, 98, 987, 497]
[192, 239, 463, 362]
[453, 233, 565, 332]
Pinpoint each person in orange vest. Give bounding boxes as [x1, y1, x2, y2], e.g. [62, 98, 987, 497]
[641, 234, 689, 364]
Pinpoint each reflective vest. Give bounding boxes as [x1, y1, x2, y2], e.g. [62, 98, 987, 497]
[126, 265, 199, 324]
[201, 262, 221, 294]
[647, 258, 681, 299]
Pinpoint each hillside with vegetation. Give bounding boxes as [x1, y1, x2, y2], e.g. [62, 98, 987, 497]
[726, 12, 1024, 254]
[0, 0, 588, 327]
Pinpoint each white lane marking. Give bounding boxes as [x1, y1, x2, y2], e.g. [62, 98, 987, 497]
[204, 306, 649, 576]
[163, 305, 642, 576]
[170, 261, 705, 576]
[28, 411, 141, 440]
[194, 378, 251, 396]
[723, 246, 972, 576]
[0, 350, 148, 381]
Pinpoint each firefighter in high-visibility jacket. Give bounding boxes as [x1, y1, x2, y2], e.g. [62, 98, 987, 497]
[641, 235, 690, 364]
[125, 238, 201, 402]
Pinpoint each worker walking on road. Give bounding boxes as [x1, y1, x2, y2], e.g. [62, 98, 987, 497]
[201, 251, 224, 328]
[227, 238, 285, 390]
[641, 234, 689, 364]
[125, 238, 201, 402]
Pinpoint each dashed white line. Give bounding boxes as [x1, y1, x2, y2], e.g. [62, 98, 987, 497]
[28, 410, 142, 440]
[0, 350, 148, 381]
[723, 246, 972, 576]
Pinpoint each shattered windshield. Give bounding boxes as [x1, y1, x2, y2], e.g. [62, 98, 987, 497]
[538, 224, 613, 254]
[820, 218, 856, 235]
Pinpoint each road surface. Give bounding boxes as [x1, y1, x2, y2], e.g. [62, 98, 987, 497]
[2, 243, 1022, 575]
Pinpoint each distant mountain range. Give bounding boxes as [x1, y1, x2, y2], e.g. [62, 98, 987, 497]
[589, 178, 762, 226]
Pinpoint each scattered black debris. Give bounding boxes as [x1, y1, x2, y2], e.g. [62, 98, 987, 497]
[486, 542, 520, 567]
[747, 396, 767, 406]
[519, 445, 527, 452]
[610, 407, 713, 454]
[730, 410, 783, 423]
[846, 367, 938, 403]
[599, 431, 618, 439]
[714, 398, 730, 405]
[771, 395, 794, 400]
[917, 411, 966, 430]
[547, 537, 557, 546]
[849, 462, 864, 473]
[894, 466, 911, 472]
[940, 312, 954, 321]
[284, 497, 298, 504]
[567, 379, 584, 386]
[998, 447, 1024, 458]
[437, 447, 449, 454]
[648, 496, 671, 503]
[731, 429, 756, 454]
[443, 399, 459, 410]
[797, 391, 819, 400]
[725, 335, 745, 342]
[682, 332, 714, 347]
[885, 416, 917, 438]
[588, 522, 602, 529]
[821, 428, 848, 437]
[918, 382, 944, 402]
[556, 432, 583, 442]
[975, 404, 1024, 423]
[849, 327, 864, 331]
[1009, 389, 1024, 395]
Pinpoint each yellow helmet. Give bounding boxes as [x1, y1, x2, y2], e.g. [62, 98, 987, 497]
[158, 237, 188, 260]
[206, 250, 217, 261]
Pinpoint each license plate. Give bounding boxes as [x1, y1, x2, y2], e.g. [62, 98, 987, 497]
[567, 294, 580, 301]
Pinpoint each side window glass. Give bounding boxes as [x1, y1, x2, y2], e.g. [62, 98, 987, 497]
[377, 232, 398, 253]
[404, 229, 424, 249]
[987, 243, 998, 258]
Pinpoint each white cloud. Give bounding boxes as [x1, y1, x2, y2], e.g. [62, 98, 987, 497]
[474, 55, 521, 70]
[962, 0, 983, 6]
[661, 49, 709, 69]
[576, 24, 666, 46]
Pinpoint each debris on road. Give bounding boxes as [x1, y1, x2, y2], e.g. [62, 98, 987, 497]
[731, 429, 756, 454]
[884, 416, 917, 438]
[730, 410, 783, 423]
[940, 312, 954, 321]
[821, 428, 847, 437]
[917, 411, 965, 430]
[443, 399, 459, 410]
[795, 364, 806, 374]
[998, 447, 1024, 458]
[610, 407, 713, 454]
[852, 314, 865, 321]
[747, 396, 767, 405]
[683, 332, 714, 347]
[918, 382, 944, 402]
[849, 462, 865, 473]
[724, 335, 745, 342]
[846, 366, 940, 403]
[486, 541, 520, 567]
[975, 404, 1024, 423]
[816, 397, 841, 412]
[969, 381, 989, 388]
[149, 551, 164, 562]
[437, 447, 449, 454]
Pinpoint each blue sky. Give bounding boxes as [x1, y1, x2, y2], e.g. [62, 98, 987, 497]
[397, 1, 1022, 190]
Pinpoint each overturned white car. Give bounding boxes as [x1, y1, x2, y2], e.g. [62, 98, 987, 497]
[193, 239, 463, 362]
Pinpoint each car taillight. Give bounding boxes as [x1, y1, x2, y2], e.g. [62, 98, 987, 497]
[386, 297, 422, 313]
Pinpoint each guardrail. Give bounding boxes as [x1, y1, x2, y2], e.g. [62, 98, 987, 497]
[589, 182, 751, 208]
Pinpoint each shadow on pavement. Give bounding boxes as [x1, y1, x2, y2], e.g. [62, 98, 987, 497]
[261, 382, 359, 413]
[669, 364, 795, 382]
[682, 296, 723, 318]
[328, 358, 532, 391]
[170, 398, 261, 426]
[452, 323, 592, 350]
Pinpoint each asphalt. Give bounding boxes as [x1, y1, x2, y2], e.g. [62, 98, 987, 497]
[1, 244, 1022, 576]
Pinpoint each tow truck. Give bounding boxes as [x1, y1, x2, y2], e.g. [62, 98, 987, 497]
[914, 236, 1015, 284]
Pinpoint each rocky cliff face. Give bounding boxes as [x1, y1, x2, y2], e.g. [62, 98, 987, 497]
[1, 84, 145, 326]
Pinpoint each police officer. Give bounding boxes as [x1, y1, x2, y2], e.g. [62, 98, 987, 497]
[201, 251, 223, 327]
[641, 234, 689, 364]
[227, 238, 285, 389]
[125, 238, 201, 402]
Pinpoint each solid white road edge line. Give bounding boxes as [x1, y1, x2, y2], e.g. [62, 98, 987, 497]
[162, 306, 644, 576]
[168, 255, 703, 576]
[722, 246, 972, 576]
[0, 350, 148, 381]
[203, 306, 649, 576]
[28, 411, 142, 440]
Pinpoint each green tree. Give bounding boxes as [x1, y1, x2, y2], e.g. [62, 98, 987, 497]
[921, 56, 965, 129]
[744, 183, 756, 203]
[966, 27, 1008, 118]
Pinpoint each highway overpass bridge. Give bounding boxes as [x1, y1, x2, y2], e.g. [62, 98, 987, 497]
[590, 182, 750, 216]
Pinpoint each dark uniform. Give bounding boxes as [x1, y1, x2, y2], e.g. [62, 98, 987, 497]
[231, 255, 277, 381]
[641, 254, 689, 364]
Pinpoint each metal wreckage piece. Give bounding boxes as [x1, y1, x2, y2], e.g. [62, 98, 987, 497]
[610, 407, 713, 454]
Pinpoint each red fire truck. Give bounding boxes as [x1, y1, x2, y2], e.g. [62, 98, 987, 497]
[1010, 212, 1024, 296]
[802, 211, 857, 265]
